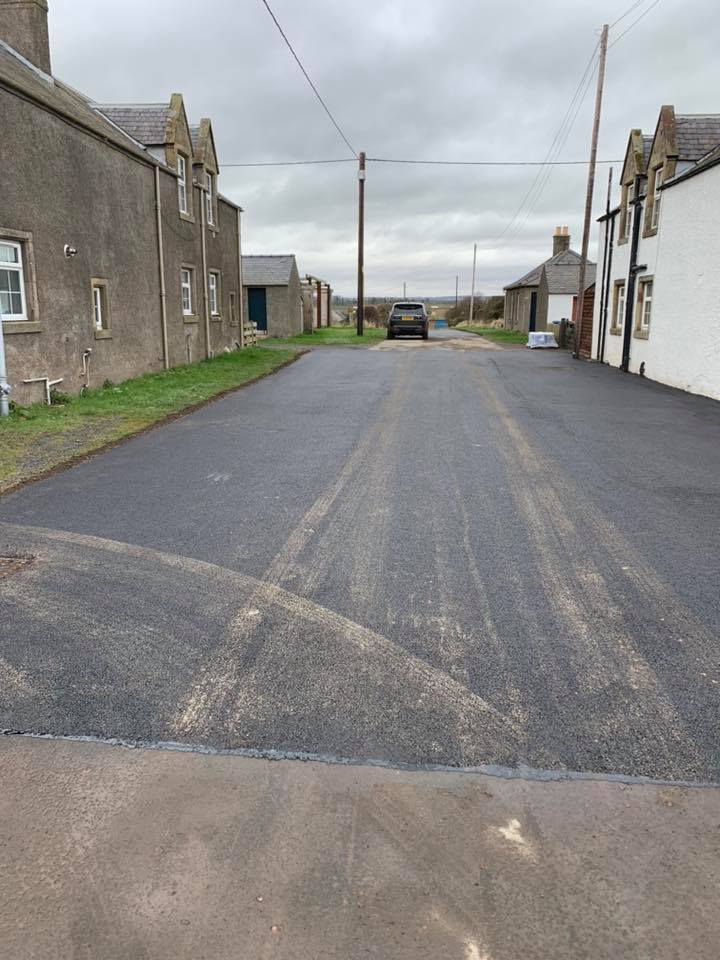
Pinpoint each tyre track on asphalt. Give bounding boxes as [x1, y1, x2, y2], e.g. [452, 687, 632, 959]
[170, 355, 517, 753]
[460, 354, 715, 777]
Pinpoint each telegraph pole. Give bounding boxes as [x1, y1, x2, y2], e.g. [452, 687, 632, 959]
[356, 151, 366, 336]
[455, 275, 458, 308]
[468, 243, 477, 325]
[403, 281, 406, 299]
[574, 23, 609, 358]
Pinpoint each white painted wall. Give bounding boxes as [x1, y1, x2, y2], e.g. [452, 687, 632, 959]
[547, 293, 574, 328]
[591, 164, 720, 402]
[652, 165, 720, 400]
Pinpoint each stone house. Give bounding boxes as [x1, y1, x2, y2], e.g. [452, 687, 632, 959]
[535, 253, 596, 333]
[503, 228, 593, 334]
[591, 106, 720, 400]
[0, 0, 243, 405]
[242, 256, 304, 337]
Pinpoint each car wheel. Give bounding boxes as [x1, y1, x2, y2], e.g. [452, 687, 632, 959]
[387, 328, 395, 339]
[422, 327, 429, 340]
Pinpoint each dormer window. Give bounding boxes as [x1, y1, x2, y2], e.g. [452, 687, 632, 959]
[205, 172, 215, 226]
[651, 165, 663, 229]
[177, 153, 188, 213]
[619, 184, 630, 242]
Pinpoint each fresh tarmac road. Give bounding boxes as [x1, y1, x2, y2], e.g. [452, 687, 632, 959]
[1, 331, 718, 781]
[2, 331, 720, 959]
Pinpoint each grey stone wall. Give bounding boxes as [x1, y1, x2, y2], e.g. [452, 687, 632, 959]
[2, 85, 242, 402]
[2, 84, 164, 404]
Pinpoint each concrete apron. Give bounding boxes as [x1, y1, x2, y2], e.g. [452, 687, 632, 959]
[1, 738, 718, 959]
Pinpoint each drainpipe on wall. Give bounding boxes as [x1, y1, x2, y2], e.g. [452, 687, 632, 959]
[0, 311, 10, 416]
[236, 208, 245, 349]
[621, 175, 646, 373]
[154, 165, 170, 370]
[598, 211, 616, 364]
[595, 168, 612, 360]
[199, 183, 211, 359]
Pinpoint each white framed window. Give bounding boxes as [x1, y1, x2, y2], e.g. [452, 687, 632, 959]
[205, 172, 215, 226]
[0, 240, 27, 320]
[638, 278, 653, 330]
[613, 280, 625, 331]
[209, 272, 219, 315]
[177, 154, 188, 213]
[92, 281, 109, 332]
[651, 166, 663, 229]
[181, 268, 193, 315]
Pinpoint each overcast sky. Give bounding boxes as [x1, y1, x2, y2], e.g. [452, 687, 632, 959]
[49, 0, 718, 297]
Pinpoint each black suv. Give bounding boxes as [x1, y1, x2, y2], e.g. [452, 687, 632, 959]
[387, 302, 429, 340]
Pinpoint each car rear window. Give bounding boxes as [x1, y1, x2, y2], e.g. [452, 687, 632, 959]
[393, 303, 424, 312]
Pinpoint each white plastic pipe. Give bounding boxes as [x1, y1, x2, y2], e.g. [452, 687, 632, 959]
[0, 312, 9, 416]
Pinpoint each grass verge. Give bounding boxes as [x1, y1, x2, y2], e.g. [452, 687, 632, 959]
[263, 326, 387, 346]
[0, 346, 300, 494]
[455, 324, 528, 345]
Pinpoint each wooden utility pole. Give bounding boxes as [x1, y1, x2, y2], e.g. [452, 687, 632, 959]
[316, 279, 322, 329]
[455, 275, 458, 308]
[403, 281, 406, 299]
[574, 23, 609, 358]
[468, 243, 477, 325]
[356, 151, 366, 336]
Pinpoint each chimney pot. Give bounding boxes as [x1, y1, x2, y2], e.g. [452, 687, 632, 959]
[553, 226, 571, 256]
[0, 0, 51, 74]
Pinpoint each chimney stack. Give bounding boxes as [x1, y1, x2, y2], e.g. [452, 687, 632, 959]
[553, 225, 571, 256]
[0, 0, 51, 74]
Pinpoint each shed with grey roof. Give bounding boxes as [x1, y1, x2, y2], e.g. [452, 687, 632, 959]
[242, 255, 304, 337]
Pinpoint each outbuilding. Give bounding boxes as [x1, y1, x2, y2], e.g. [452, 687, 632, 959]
[242, 255, 303, 337]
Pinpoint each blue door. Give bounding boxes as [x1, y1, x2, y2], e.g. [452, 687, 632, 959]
[529, 292, 537, 332]
[248, 287, 267, 331]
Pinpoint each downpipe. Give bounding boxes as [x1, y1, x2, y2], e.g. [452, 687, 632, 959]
[81, 348, 92, 391]
[0, 313, 10, 416]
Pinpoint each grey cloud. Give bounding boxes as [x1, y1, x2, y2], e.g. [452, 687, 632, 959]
[49, 0, 717, 295]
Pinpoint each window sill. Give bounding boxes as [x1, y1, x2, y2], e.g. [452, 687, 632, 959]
[617, 237, 629, 246]
[633, 327, 650, 340]
[179, 212, 195, 225]
[211, 314, 222, 322]
[94, 329, 112, 340]
[3, 320, 42, 334]
[183, 315, 199, 324]
[609, 327, 622, 336]
[642, 226, 658, 239]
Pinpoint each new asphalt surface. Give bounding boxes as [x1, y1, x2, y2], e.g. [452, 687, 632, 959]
[1, 333, 719, 781]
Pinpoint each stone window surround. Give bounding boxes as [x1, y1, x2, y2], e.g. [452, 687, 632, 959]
[618, 182, 632, 245]
[181, 264, 198, 323]
[643, 165, 664, 238]
[209, 270, 221, 320]
[0, 227, 41, 334]
[91, 278, 112, 340]
[634, 275, 653, 340]
[229, 290, 239, 326]
[610, 279, 625, 336]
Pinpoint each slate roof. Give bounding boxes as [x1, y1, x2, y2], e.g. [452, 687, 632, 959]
[242, 255, 297, 286]
[0, 40, 154, 163]
[675, 115, 720, 161]
[94, 104, 170, 146]
[664, 143, 720, 190]
[642, 135, 653, 169]
[505, 248, 593, 291]
[542, 251, 596, 295]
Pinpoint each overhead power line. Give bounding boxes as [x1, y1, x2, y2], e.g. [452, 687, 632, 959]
[366, 157, 619, 166]
[609, 0, 649, 29]
[221, 156, 619, 168]
[258, 0, 357, 158]
[609, 0, 663, 47]
[222, 158, 355, 168]
[496, 40, 600, 242]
